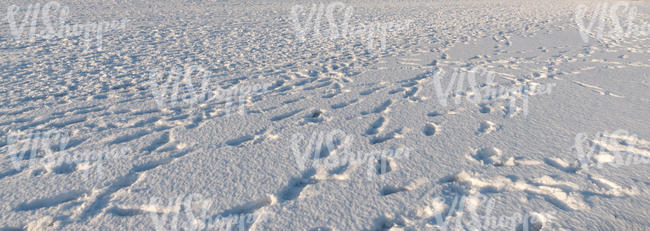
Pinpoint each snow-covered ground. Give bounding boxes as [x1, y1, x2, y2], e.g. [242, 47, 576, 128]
[1, 0, 649, 230]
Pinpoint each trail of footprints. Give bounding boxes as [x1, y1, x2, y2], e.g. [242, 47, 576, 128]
[369, 168, 638, 230]
[9, 136, 193, 228]
[4, 25, 648, 230]
[5, 62, 403, 228]
[25, 53, 528, 228]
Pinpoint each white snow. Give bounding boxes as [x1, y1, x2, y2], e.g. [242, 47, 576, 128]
[0, 0, 649, 230]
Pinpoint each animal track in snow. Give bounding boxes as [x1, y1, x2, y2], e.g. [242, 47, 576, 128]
[467, 147, 514, 166]
[279, 169, 318, 201]
[141, 131, 172, 152]
[370, 128, 407, 145]
[446, 171, 588, 211]
[108, 130, 150, 145]
[422, 123, 439, 136]
[220, 194, 277, 217]
[577, 132, 650, 169]
[270, 109, 304, 122]
[14, 191, 87, 211]
[478, 104, 491, 114]
[476, 120, 497, 135]
[299, 109, 330, 125]
[226, 129, 269, 147]
[366, 117, 387, 136]
[427, 111, 444, 117]
[544, 157, 580, 173]
[330, 99, 359, 109]
[360, 86, 383, 96]
[77, 147, 193, 221]
[372, 100, 392, 114]
[380, 178, 427, 196]
[226, 135, 255, 146]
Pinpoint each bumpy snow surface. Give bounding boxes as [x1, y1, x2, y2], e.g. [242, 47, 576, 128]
[1, 0, 649, 230]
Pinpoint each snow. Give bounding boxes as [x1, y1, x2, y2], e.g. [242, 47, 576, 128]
[0, 0, 649, 230]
